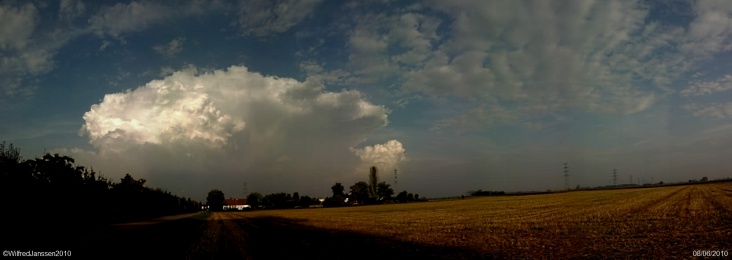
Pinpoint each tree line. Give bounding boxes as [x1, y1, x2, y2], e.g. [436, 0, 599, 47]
[206, 166, 423, 210]
[0, 142, 200, 229]
[331, 166, 422, 205]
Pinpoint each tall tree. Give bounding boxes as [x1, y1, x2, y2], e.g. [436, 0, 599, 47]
[368, 166, 378, 198]
[207, 189, 225, 211]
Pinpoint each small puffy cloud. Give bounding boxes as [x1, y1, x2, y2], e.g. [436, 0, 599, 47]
[237, 0, 322, 36]
[153, 37, 185, 57]
[76, 65, 390, 196]
[681, 75, 732, 96]
[351, 140, 406, 174]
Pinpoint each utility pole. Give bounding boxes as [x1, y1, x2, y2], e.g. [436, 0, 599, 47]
[243, 182, 248, 197]
[612, 169, 618, 186]
[563, 162, 570, 191]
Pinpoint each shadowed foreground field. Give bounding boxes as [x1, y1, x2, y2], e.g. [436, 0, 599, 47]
[195, 183, 732, 259]
[7, 182, 731, 259]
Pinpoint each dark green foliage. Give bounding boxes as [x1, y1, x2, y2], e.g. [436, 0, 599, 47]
[331, 182, 345, 196]
[349, 181, 369, 204]
[325, 183, 347, 207]
[368, 166, 378, 198]
[256, 192, 317, 209]
[376, 181, 394, 200]
[395, 191, 408, 202]
[0, 142, 201, 231]
[247, 192, 263, 208]
[470, 190, 506, 196]
[207, 189, 225, 211]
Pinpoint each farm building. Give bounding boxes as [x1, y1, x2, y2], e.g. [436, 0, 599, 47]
[223, 198, 251, 210]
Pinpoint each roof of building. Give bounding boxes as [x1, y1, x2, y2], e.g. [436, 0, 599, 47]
[224, 198, 248, 205]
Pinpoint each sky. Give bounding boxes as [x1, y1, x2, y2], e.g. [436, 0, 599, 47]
[2, 0, 732, 200]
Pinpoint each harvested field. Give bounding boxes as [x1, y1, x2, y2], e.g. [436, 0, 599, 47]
[15, 182, 729, 259]
[213, 182, 732, 258]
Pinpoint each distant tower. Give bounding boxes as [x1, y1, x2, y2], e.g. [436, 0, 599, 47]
[243, 182, 248, 197]
[612, 169, 618, 186]
[563, 162, 569, 191]
[394, 169, 398, 186]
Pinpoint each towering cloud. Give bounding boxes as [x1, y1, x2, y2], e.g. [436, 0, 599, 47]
[352, 140, 407, 175]
[76, 65, 393, 197]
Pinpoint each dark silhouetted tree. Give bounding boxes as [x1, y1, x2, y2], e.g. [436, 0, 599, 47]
[293, 192, 300, 202]
[350, 181, 369, 204]
[376, 181, 394, 200]
[332, 182, 345, 196]
[116, 173, 146, 192]
[207, 189, 225, 211]
[247, 192, 263, 209]
[700, 176, 708, 182]
[396, 190, 408, 202]
[327, 183, 346, 207]
[1, 142, 201, 231]
[299, 195, 314, 207]
[368, 166, 378, 198]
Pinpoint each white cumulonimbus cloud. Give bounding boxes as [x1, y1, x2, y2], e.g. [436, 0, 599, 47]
[75, 65, 394, 197]
[351, 140, 406, 175]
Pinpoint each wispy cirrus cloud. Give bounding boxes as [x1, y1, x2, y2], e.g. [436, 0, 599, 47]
[236, 0, 322, 36]
[153, 37, 185, 57]
[0, 3, 56, 100]
[681, 75, 732, 97]
[683, 103, 732, 119]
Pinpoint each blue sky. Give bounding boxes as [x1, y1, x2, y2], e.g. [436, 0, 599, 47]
[2, 0, 731, 200]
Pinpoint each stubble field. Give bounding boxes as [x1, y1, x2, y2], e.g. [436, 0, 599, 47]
[197, 182, 732, 259]
[47, 182, 732, 259]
